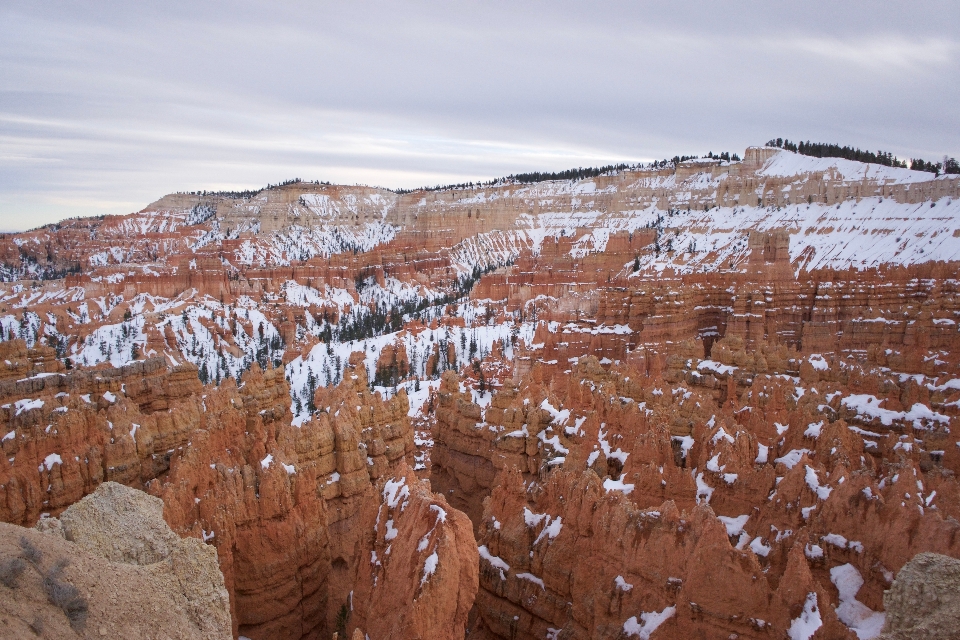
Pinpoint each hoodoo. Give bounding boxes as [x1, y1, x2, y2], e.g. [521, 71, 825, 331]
[2, 146, 960, 638]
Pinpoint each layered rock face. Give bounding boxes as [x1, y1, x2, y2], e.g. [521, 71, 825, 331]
[452, 348, 960, 639]
[350, 466, 478, 640]
[1, 147, 960, 638]
[0, 481, 231, 639]
[152, 356, 459, 640]
[0, 353, 205, 525]
[0, 346, 470, 639]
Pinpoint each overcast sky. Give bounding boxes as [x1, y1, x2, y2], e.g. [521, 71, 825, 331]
[1, 1, 958, 230]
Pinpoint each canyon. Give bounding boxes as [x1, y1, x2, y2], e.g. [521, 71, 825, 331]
[1, 147, 960, 638]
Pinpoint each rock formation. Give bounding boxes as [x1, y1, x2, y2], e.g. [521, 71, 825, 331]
[878, 552, 960, 640]
[0, 146, 959, 638]
[350, 466, 478, 640]
[0, 481, 231, 639]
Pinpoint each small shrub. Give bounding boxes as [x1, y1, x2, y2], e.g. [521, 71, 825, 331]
[43, 559, 88, 630]
[0, 556, 26, 588]
[18, 536, 42, 567]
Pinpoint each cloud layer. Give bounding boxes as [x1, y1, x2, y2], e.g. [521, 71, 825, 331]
[1, 1, 957, 230]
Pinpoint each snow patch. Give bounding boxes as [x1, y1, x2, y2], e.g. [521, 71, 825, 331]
[622, 606, 676, 639]
[787, 593, 823, 640]
[831, 564, 885, 639]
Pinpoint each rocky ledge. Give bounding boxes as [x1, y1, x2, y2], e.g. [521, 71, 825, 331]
[0, 481, 231, 639]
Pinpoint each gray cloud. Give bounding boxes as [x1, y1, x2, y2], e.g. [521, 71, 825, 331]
[1, 0, 957, 229]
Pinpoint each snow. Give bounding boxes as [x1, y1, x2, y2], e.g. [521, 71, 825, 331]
[758, 149, 934, 184]
[570, 415, 587, 436]
[842, 394, 948, 429]
[787, 593, 823, 640]
[385, 519, 398, 541]
[804, 465, 833, 500]
[14, 398, 43, 416]
[383, 477, 410, 510]
[260, 454, 273, 469]
[102, 391, 116, 403]
[718, 514, 750, 537]
[615, 575, 633, 592]
[532, 514, 563, 545]
[706, 453, 722, 472]
[805, 544, 824, 559]
[831, 564, 885, 639]
[281, 462, 296, 475]
[597, 424, 630, 464]
[538, 432, 569, 456]
[554, 182, 960, 275]
[282, 280, 355, 309]
[808, 354, 829, 371]
[405, 378, 442, 417]
[287, 316, 519, 419]
[672, 435, 694, 460]
[695, 472, 714, 504]
[430, 504, 447, 523]
[804, 421, 823, 438]
[420, 550, 439, 586]
[698, 360, 736, 375]
[233, 221, 399, 267]
[41, 453, 62, 471]
[516, 572, 545, 589]
[622, 606, 676, 639]
[774, 449, 811, 469]
[540, 398, 571, 426]
[524, 507, 546, 528]
[822, 533, 864, 553]
[478, 545, 510, 571]
[523, 509, 565, 543]
[756, 444, 769, 464]
[603, 474, 635, 495]
[710, 426, 734, 445]
[750, 537, 771, 557]
[71, 315, 147, 368]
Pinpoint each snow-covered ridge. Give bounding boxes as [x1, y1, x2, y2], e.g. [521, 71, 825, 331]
[448, 230, 532, 272]
[758, 150, 945, 185]
[233, 222, 399, 266]
[5, 147, 958, 276]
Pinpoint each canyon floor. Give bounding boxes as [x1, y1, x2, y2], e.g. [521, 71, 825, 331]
[1, 146, 960, 639]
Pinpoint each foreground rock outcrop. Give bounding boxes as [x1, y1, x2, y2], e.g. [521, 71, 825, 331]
[879, 552, 960, 640]
[0, 481, 231, 639]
